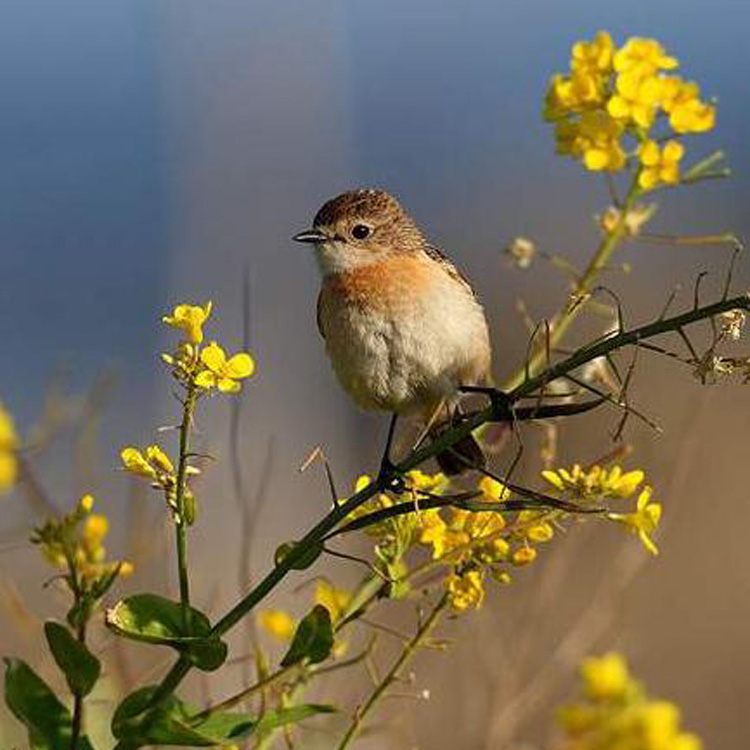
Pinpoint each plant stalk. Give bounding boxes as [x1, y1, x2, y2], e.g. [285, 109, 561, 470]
[175, 380, 198, 628]
[503, 180, 641, 391]
[334, 593, 449, 750]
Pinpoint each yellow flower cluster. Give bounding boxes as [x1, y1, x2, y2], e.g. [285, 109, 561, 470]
[543, 464, 660, 554]
[558, 652, 702, 750]
[162, 302, 255, 394]
[416, 477, 555, 610]
[0, 401, 18, 495]
[545, 32, 716, 189]
[120, 443, 201, 524]
[32, 495, 134, 583]
[120, 444, 175, 482]
[542, 463, 645, 501]
[342, 472, 563, 611]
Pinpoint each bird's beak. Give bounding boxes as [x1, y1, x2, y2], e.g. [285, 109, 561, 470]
[292, 228, 328, 244]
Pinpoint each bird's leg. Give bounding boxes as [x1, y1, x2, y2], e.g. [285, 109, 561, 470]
[377, 413, 405, 492]
[459, 385, 514, 422]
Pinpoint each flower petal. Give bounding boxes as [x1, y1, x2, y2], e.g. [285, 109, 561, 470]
[225, 353, 255, 379]
[201, 342, 227, 371]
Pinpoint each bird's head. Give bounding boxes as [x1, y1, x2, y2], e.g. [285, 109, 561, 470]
[293, 189, 425, 276]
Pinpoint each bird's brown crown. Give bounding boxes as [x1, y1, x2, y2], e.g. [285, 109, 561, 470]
[313, 189, 425, 254]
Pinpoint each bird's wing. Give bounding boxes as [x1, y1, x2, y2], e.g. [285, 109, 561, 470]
[423, 243, 479, 300]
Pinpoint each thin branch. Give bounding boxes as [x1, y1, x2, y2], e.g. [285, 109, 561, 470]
[334, 594, 449, 750]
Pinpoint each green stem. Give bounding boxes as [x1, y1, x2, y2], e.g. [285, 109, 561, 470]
[503, 180, 641, 391]
[175, 380, 198, 627]
[334, 593, 449, 750]
[69, 619, 88, 750]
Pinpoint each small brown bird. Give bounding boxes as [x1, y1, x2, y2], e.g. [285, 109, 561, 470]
[294, 189, 492, 475]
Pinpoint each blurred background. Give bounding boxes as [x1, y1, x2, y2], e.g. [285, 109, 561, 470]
[2, 0, 750, 747]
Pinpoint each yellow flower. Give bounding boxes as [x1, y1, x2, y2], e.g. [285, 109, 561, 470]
[405, 469, 448, 493]
[638, 139, 684, 190]
[33, 497, 133, 586]
[581, 652, 631, 699]
[446, 570, 485, 610]
[0, 402, 19, 495]
[314, 580, 351, 623]
[544, 32, 614, 119]
[478, 476, 510, 502]
[526, 522, 554, 543]
[145, 444, 174, 474]
[556, 110, 625, 172]
[455, 506, 506, 540]
[163, 301, 213, 344]
[559, 653, 704, 750]
[257, 609, 296, 642]
[545, 70, 606, 118]
[118, 561, 135, 576]
[542, 464, 645, 501]
[418, 511, 451, 559]
[120, 447, 157, 479]
[196, 342, 255, 393]
[571, 31, 615, 75]
[661, 77, 716, 133]
[608, 71, 664, 129]
[78, 494, 94, 513]
[641, 701, 681, 743]
[608, 486, 662, 555]
[475, 536, 510, 564]
[83, 514, 109, 547]
[613, 37, 678, 78]
[511, 546, 537, 566]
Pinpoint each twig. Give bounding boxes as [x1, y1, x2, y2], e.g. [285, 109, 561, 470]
[334, 594, 448, 750]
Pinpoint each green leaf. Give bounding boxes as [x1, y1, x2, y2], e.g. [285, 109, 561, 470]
[280, 604, 334, 667]
[274, 539, 323, 570]
[105, 594, 227, 671]
[4, 658, 95, 750]
[112, 688, 210, 747]
[112, 686, 333, 747]
[44, 621, 101, 697]
[183, 637, 228, 671]
[253, 703, 336, 734]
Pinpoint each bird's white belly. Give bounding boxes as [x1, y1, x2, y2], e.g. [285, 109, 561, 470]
[324, 284, 489, 415]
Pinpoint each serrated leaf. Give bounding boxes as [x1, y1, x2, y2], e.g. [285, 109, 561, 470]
[105, 594, 227, 671]
[4, 658, 95, 750]
[280, 604, 334, 667]
[44, 621, 101, 697]
[111, 685, 333, 747]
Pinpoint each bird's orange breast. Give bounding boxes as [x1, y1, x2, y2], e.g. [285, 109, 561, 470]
[319, 254, 434, 325]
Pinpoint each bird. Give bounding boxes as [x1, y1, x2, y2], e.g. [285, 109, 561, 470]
[293, 189, 492, 476]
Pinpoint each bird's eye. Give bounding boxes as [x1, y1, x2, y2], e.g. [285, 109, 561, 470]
[351, 224, 371, 240]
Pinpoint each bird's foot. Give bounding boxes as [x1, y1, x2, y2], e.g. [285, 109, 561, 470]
[377, 457, 407, 494]
[459, 385, 513, 422]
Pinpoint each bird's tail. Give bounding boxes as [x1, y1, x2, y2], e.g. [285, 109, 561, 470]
[431, 418, 486, 476]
